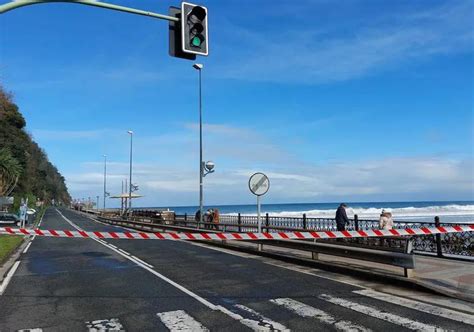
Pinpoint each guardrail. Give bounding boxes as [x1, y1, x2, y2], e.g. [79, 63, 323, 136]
[123, 210, 473, 258]
[90, 213, 416, 277]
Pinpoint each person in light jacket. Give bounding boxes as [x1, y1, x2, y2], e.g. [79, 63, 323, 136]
[379, 209, 394, 230]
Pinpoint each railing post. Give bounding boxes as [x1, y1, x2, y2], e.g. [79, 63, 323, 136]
[238, 213, 242, 232]
[435, 216, 443, 257]
[265, 213, 269, 232]
[184, 213, 187, 221]
[354, 214, 359, 231]
[303, 213, 307, 230]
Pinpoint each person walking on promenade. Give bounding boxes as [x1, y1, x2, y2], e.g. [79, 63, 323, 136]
[379, 209, 394, 230]
[212, 208, 220, 230]
[335, 203, 350, 231]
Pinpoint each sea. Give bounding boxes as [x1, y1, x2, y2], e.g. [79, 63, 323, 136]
[141, 201, 474, 224]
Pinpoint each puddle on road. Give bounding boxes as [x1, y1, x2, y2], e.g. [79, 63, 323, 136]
[27, 251, 132, 275]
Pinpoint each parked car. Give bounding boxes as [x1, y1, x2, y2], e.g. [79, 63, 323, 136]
[0, 212, 21, 226]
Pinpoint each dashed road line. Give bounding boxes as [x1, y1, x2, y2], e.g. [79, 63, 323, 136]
[271, 298, 370, 331]
[130, 255, 153, 268]
[157, 310, 209, 331]
[319, 294, 442, 331]
[117, 248, 130, 256]
[0, 260, 21, 295]
[22, 242, 33, 254]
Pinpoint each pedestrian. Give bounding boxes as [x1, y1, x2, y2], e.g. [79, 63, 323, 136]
[212, 208, 220, 230]
[335, 203, 350, 231]
[195, 209, 201, 227]
[379, 209, 394, 230]
[205, 209, 213, 229]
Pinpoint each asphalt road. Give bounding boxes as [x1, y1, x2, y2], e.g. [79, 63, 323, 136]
[0, 207, 473, 331]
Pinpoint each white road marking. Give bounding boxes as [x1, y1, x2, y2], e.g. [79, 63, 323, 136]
[130, 255, 154, 268]
[0, 260, 21, 295]
[234, 304, 289, 331]
[22, 242, 33, 254]
[319, 294, 442, 331]
[354, 289, 474, 326]
[117, 248, 130, 256]
[37, 212, 44, 228]
[55, 209, 270, 331]
[17, 329, 43, 332]
[271, 298, 370, 332]
[186, 241, 256, 258]
[157, 310, 209, 331]
[85, 318, 124, 331]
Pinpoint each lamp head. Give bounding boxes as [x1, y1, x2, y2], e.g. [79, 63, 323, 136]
[205, 160, 215, 171]
[127, 130, 133, 135]
[193, 63, 203, 70]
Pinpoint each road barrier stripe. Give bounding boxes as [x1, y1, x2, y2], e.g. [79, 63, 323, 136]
[0, 225, 472, 240]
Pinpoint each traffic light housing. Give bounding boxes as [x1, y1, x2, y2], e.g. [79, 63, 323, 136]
[169, 6, 196, 60]
[181, 2, 208, 56]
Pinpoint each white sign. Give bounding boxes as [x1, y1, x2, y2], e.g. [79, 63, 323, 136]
[249, 173, 270, 196]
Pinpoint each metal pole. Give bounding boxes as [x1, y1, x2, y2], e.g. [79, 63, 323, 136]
[257, 195, 262, 251]
[96, 195, 99, 210]
[103, 154, 107, 211]
[128, 132, 133, 216]
[198, 68, 203, 229]
[257, 195, 261, 233]
[0, 1, 179, 22]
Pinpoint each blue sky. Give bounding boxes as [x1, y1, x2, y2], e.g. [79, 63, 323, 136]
[1, 0, 473, 207]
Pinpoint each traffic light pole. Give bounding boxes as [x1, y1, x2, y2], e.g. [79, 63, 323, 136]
[0, 0, 179, 22]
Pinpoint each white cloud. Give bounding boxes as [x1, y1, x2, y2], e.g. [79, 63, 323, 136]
[212, 1, 473, 84]
[67, 154, 474, 206]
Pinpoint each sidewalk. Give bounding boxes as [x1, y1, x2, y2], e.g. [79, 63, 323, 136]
[413, 255, 474, 301]
[216, 240, 474, 302]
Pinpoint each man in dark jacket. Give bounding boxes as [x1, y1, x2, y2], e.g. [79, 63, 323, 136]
[335, 203, 350, 231]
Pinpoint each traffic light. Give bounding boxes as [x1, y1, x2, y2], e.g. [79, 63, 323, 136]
[169, 6, 196, 60]
[181, 2, 208, 56]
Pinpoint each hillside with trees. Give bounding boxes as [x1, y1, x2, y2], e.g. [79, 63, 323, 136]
[0, 84, 70, 208]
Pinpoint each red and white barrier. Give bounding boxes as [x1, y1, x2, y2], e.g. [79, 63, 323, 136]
[0, 225, 472, 241]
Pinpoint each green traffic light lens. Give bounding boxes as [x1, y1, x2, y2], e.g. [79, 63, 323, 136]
[191, 36, 202, 47]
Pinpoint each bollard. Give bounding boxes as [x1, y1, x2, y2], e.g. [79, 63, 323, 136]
[303, 213, 307, 230]
[435, 216, 443, 257]
[238, 213, 242, 232]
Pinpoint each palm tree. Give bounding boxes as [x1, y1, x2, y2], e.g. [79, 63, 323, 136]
[0, 148, 22, 196]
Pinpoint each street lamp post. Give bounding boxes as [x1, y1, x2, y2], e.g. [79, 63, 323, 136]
[103, 154, 107, 211]
[127, 130, 133, 216]
[192, 63, 215, 229]
[193, 63, 204, 228]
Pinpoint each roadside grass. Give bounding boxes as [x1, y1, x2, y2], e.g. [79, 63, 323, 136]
[0, 235, 24, 265]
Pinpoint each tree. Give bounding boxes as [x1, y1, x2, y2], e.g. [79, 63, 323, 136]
[0, 148, 22, 196]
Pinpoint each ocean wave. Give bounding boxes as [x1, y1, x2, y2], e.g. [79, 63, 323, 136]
[226, 204, 474, 219]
